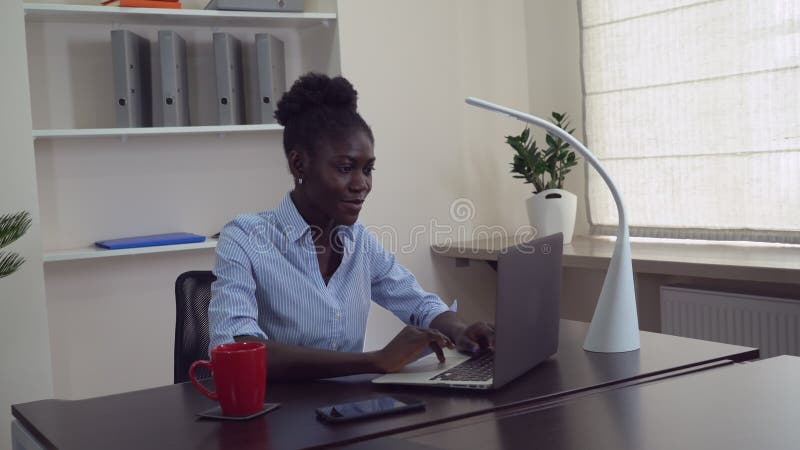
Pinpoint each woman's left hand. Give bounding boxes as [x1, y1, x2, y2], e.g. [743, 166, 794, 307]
[455, 321, 496, 354]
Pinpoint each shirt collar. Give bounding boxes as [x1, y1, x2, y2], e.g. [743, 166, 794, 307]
[274, 192, 355, 243]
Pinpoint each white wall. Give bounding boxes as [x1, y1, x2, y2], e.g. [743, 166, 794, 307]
[336, 0, 532, 348]
[0, 1, 54, 449]
[524, 0, 587, 235]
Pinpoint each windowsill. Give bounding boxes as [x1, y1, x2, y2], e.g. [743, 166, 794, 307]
[430, 235, 800, 285]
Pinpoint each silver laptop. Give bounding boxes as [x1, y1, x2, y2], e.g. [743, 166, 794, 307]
[372, 233, 562, 390]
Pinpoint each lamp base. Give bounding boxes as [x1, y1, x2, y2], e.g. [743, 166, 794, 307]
[582, 233, 640, 353]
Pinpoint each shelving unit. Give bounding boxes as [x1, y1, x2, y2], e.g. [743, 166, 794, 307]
[33, 123, 282, 140]
[24, 0, 341, 401]
[44, 238, 219, 262]
[25, 2, 339, 259]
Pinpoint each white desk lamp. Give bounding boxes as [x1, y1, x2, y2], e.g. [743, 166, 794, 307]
[466, 97, 640, 353]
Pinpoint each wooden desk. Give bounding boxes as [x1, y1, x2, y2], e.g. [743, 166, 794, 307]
[369, 355, 800, 450]
[11, 321, 757, 450]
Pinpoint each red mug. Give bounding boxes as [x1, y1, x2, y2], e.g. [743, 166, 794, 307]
[189, 342, 267, 416]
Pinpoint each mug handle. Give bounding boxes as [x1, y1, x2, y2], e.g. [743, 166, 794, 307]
[189, 360, 218, 400]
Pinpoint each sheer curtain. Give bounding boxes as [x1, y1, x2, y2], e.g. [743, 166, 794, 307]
[579, 0, 800, 243]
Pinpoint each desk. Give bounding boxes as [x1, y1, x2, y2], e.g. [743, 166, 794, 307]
[11, 320, 757, 450]
[369, 355, 800, 450]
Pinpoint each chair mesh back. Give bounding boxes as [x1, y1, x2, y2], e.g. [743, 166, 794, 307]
[174, 271, 217, 384]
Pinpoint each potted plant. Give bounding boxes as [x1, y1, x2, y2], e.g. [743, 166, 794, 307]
[504, 112, 579, 243]
[0, 211, 32, 279]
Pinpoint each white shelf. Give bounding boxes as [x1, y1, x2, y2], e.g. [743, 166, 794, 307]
[24, 3, 336, 28]
[44, 238, 218, 262]
[432, 236, 800, 285]
[33, 124, 282, 140]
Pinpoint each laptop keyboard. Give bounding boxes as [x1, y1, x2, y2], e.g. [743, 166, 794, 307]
[430, 352, 494, 382]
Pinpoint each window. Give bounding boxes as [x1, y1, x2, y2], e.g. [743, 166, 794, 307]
[580, 0, 800, 243]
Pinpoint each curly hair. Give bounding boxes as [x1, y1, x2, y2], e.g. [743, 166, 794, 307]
[274, 73, 374, 156]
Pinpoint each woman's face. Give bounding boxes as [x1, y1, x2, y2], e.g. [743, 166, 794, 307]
[302, 129, 375, 227]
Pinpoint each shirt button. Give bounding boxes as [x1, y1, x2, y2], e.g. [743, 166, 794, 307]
[335, 312, 341, 320]
[331, 343, 338, 350]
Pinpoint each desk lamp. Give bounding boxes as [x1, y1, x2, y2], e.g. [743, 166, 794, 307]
[466, 97, 639, 352]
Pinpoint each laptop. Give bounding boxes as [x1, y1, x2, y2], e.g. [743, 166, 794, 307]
[372, 233, 562, 390]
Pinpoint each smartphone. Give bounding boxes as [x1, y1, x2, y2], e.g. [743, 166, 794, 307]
[315, 395, 425, 423]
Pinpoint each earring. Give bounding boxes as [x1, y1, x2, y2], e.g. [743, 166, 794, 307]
[298, 177, 303, 185]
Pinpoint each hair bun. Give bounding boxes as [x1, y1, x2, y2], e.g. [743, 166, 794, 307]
[275, 73, 358, 126]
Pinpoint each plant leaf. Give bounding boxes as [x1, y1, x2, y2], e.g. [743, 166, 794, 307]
[0, 211, 32, 249]
[501, 115, 579, 194]
[0, 252, 25, 279]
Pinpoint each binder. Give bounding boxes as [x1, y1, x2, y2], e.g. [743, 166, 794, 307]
[95, 232, 205, 250]
[111, 30, 152, 127]
[254, 33, 286, 124]
[205, 0, 304, 12]
[158, 30, 190, 126]
[213, 33, 245, 125]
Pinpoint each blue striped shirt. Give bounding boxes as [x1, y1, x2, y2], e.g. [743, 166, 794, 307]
[208, 192, 450, 352]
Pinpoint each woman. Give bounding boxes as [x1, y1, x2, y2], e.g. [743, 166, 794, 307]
[209, 73, 494, 381]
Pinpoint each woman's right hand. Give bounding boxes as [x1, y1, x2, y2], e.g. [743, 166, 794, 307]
[372, 326, 455, 374]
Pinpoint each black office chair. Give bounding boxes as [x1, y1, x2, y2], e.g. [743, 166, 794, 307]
[174, 270, 217, 384]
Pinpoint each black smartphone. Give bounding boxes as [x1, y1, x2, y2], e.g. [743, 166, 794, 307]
[315, 395, 425, 423]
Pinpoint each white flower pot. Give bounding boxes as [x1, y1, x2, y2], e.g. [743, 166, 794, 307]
[526, 189, 577, 244]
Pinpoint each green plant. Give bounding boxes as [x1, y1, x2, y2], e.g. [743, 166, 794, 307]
[504, 112, 579, 194]
[0, 211, 32, 279]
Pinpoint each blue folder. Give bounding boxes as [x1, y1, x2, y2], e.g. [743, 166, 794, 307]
[95, 232, 206, 250]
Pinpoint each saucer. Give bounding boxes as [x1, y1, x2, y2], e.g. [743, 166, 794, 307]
[197, 403, 280, 421]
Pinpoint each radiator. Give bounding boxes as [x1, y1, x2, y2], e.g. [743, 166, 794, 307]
[660, 285, 800, 358]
